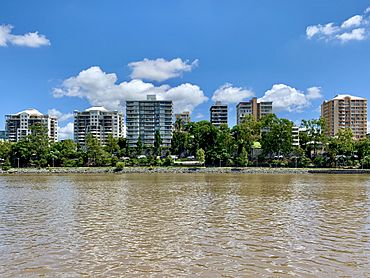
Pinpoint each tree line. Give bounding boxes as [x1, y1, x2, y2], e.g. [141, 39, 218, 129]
[0, 114, 370, 169]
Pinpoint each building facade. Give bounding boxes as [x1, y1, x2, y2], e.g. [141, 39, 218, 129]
[236, 97, 273, 124]
[5, 109, 58, 142]
[210, 101, 228, 127]
[126, 95, 173, 148]
[0, 130, 8, 142]
[321, 94, 367, 139]
[175, 111, 191, 125]
[292, 126, 300, 147]
[74, 107, 125, 146]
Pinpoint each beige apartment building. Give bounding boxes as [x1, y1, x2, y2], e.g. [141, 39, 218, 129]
[236, 97, 273, 124]
[321, 94, 367, 139]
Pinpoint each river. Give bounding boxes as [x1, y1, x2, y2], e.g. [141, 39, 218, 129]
[0, 174, 369, 277]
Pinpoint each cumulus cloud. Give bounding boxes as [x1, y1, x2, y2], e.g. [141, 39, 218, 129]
[128, 58, 198, 82]
[211, 83, 254, 104]
[48, 109, 73, 122]
[306, 8, 370, 43]
[258, 84, 322, 113]
[58, 122, 74, 141]
[53, 66, 208, 114]
[0, 24, 50, 47]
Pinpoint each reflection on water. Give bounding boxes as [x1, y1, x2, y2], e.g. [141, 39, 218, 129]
[0, 174, 369, 276]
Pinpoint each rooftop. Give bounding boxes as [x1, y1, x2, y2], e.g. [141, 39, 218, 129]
[332, 94, 366, 101]
[16, 108, 44, 116]
[85, 106, 109, 112]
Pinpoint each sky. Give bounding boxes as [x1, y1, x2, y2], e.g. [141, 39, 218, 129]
[1, 0, 370, 140]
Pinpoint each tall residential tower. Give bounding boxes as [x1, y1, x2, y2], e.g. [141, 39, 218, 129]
[5, 109, 58, 142]
[236, 97, 273, 124]
[126, 95, 173, 148]
[210, 101, 228, 127]
[74, 107, 125, 146]
[321, 94, 367, 139]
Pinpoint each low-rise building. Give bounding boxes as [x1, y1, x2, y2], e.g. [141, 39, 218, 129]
[74, 107, 125, 146]
[5, 108, 58, 142]
[210, 101, 228, 127]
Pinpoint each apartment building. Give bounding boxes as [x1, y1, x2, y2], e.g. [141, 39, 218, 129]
[0, 130, 8, 142]
[210, 101, 228, 127]
[5, 109, 58, 142]
[236, 97, 273, 124]
[175, 111, 191, 125]
[126, 95, 173, 148]
[292, 126, 300, 147]
[321, 94, 367, 139]
[74, 107, 125, 146]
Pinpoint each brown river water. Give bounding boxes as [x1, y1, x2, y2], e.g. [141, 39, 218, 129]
[0, 173, 369, 277]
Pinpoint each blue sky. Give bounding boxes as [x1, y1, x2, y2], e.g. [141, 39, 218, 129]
[1, 0, 370, 139]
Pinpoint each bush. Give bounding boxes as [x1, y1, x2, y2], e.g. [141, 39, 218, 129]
[163, 155, 174, 166]
[115, 161, 125, 171]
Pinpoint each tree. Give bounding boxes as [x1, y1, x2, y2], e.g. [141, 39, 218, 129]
[300, 118, 327, 158]
[154, 130, 162, 156]
[28, 123, 51, 167]
[136, 136, 143, 155]
[236, 147, 248, 167]
[105, 134, 119, 155]
[85, 133, 107, 166]
[196, 148, 205, 166]
[232, 115, 261, 155]
[260, 114, 293, 158]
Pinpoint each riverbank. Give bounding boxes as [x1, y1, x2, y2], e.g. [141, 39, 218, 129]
[1, 167, 370, 175]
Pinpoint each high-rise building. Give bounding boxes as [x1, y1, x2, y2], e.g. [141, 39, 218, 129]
[74, 107, 125, 146]
[236, 97, 273, 124]
[210, 101, 228, 127]
[292, 126, 300, 147]
[321, 94, 367, 139]
[126, 95, 173, 148]
[0, 130, 8, 142]
[175, 111, 191, 125]
[5, 109, 58, 142]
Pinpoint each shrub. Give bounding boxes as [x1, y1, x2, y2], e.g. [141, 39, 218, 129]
[115, 161, 125, 171]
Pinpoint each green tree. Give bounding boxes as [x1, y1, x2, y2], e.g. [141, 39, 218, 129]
[136, 136, 143, 156]
[154, 130, 162, 156]
[196, 148, 205, 166]
[260, 115, 293, 158]
[236, 147, 248, 167]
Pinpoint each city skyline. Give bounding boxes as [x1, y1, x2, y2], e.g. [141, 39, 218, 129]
[1, 1, 370, 139]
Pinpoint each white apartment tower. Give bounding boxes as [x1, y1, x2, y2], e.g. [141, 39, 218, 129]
[5, 108, 58, 142]
[126, 95, 173, 148]
[74, 107, 125, 146]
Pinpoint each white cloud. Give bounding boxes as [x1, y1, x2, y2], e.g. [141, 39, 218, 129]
[58, 122, 74, 141]
[306, 9, 370, 43]
[336, 28, 366, 42]
[48, 109, 73, 122]
[367, 121, 370, 133]
[128, 58, 198, 82]
[211, 83, 254, 104]
[0, 24, 50, 47]
[341, 15, 363, 29]
[306, 86, 323, 100]
[258, 84, 322, 113]
[53, 66, 208, 114]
